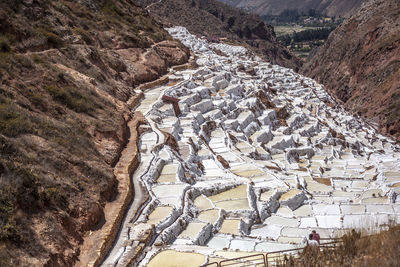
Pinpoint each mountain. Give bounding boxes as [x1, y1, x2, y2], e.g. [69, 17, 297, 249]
[301, 0, 400, 139]
[218, 0, 365, 17]
[133, 0, 302, 70]
[0, 0, 189, 266]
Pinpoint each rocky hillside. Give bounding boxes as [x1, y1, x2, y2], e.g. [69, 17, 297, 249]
[301, 0, 400, 139]
[133, 0, 302, 70]
[0, 0, 189, 266]
[218, 0, 365, 17]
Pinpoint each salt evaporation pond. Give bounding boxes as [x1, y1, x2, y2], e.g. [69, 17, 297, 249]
[101, 26, 400, 267]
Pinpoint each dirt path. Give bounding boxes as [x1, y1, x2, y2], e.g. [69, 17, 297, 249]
[146, 0, 163, 11]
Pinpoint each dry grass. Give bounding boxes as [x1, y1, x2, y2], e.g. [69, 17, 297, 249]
[278, 226, 400, 267]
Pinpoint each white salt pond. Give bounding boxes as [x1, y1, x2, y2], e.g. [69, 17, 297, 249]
[102, 26, 400, 267]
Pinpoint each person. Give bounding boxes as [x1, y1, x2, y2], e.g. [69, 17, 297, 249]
[312, 230, 320, 244]
[307, 233, 319, 247]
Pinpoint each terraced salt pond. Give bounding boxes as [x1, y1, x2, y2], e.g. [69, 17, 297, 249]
[147, 250, 205, 267]
[102, 27, 400, 266]
[147, 206, 174, 225]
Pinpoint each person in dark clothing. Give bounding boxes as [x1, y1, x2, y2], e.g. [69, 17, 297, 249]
[312, 230, 320, 244]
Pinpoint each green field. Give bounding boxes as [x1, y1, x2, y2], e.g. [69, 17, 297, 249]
[274, 25, 319, 37]
[274, 25, 335, 59]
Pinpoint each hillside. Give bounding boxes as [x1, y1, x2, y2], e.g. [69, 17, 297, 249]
[0, 0, 189, 266]
[218, 0, 365, 18]
[133, 0, 302, 70]
[301, 0, 400, 139]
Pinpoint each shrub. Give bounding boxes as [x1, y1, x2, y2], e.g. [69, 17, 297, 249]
[0, 186, 22, 243]
[27, 91, 48, 111]
[101, 0, 123, 16]
[15, 55, 33, 68]
[0, 38, 11, 53]
[45, 85, 97, 113]
[31, 54, 43, 64]
[37, 28, 63, 48]
[0, 51, 13, 72]
[41, 186, 67, 209]
[0, 188, 14, 219]
[51, 137, 69, 146]
[15, 167, 41, 211]
[0, 52, 33, 76]
[73, 27, 93, 45]
[0, 218, 22, 243]
[0, 101, 33, 137]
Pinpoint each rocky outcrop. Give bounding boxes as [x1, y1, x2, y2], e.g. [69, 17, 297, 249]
[301, 0, 400, 139]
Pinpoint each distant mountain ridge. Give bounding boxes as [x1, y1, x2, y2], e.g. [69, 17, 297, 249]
[218, 0, 365, 17]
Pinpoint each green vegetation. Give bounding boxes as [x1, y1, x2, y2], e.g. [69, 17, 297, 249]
[275, 26, 335, 58]
[0, 185, 21, 243]
[28, 91, 48, 111]
[41, 186, 67, 209]
[0, 100, 34, 137]
[101, 0, 124, 16]
[262, 8, 341, 59]
[73, 27, 93, 45]
[0, 141, 35, 244]
[0, 38, 11, 53]
[263, 8, 342, 26]
[37, 28, 63, 48]
[0, 52, 34, 80]
[30, 54, 43, 64]
[0, 154, 67, 244]
[45, 84, 98, 114]
[278, 27, 335, 46]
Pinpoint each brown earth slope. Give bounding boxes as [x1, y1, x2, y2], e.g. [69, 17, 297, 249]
[133, 0, 302, 70]
[218, 0, 365, 17]
[301, 0, 400, 139]
[0, 0, 189, 266]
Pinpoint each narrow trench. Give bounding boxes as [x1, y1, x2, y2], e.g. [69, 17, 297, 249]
[104, 126, 160, 266]
[101, 78, 187, 265]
